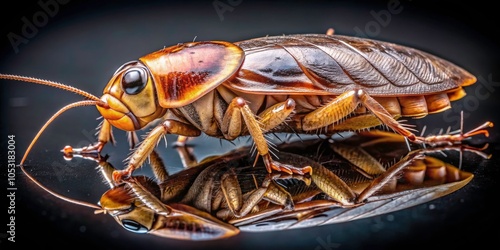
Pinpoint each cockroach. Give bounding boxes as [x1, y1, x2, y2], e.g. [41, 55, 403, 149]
[1, 31, 494, 183]
[19, 130, 489, 240]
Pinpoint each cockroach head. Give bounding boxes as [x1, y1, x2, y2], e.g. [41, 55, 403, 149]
[97, 61, 166, 131]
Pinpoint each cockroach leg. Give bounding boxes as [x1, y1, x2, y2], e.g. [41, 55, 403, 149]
[356, 90, 418, 141]
[175, 144, 199, 169]
[302, 90, 359, 131]
[112, 120, 200, 184]
[220, 168, 244, 217]
[357, 130, 407, 147]
[301, 89, 492, 147]
[310, 160, 357, 206]
[62, 142, 105, 157]
[174, 135, 189, 147]
[62, 119, 114, 158]
[149, 149, 169, 183]
[326, 113, 397, 133]
[127, 131, 139, 149]
[261, 177, 294, 210]
[262, 155, 313, 175]
[330, 143, 386, 177]
[217, 172, 294, 220]
[358, 120, 493, 150]
[97, 159, 118, 189]
[356, 149, 425, 203]
[124, 177, 173, 215]
[256, 98, 296, 132]
[418, 121, 494, 146]
[97, 119, 115, 147]
[222, 97, 311, 175]
[301, 89, 413, 139]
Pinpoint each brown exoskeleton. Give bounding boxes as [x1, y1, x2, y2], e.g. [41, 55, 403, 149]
[1, 30, 493, 184]
[19, 130, 489, 240]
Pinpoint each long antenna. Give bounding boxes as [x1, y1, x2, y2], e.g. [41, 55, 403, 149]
[2, 73, 106, 211]
[20, 100, 99, 165]
[0, 74, 104, 104]
[20, 163, 102, 210]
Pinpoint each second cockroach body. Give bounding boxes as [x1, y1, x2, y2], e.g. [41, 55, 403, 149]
[2, 32, 491, 184]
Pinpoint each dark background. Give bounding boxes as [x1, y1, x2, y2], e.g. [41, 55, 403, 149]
[1, 0, 499, 249]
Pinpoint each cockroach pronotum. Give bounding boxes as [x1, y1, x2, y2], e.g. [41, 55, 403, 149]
[1, 31, 493, 184]
[19, 130, 490, 240]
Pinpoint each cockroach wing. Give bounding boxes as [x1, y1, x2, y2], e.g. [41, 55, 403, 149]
[229, 34, 475, 96]
[140, 41, 244, 108]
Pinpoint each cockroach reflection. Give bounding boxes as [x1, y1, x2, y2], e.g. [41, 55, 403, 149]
[20, 130, 490, 240]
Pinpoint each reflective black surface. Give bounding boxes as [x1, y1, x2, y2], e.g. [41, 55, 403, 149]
[2, 0, 499, 249]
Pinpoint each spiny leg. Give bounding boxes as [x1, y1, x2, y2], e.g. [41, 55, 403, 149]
[222, 97, 311, 175]
[149, 149, 169, 183]
[356, 90, 418, 140]
[217, 172, 295, 219]
[63, 119, 114, 156]
[356, 150, 423, 203]
[422, 121, 493, 146]
[257, 98, 297, 132]
[63, 119, 144, 158]
[356, 121, 493, 148]
[310, 160, 357, 206]
[112, 120, 200, 183]
[330, 143, 386, 177]
[302, 89, 492, 145]
[328, 113, 393, 132]
[357, 90, 493, 144]
[302, 90, 359, 131]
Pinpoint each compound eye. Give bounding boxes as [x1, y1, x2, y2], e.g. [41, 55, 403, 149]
[121, 219, 149, 234]
[122, 68, 147, 95]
